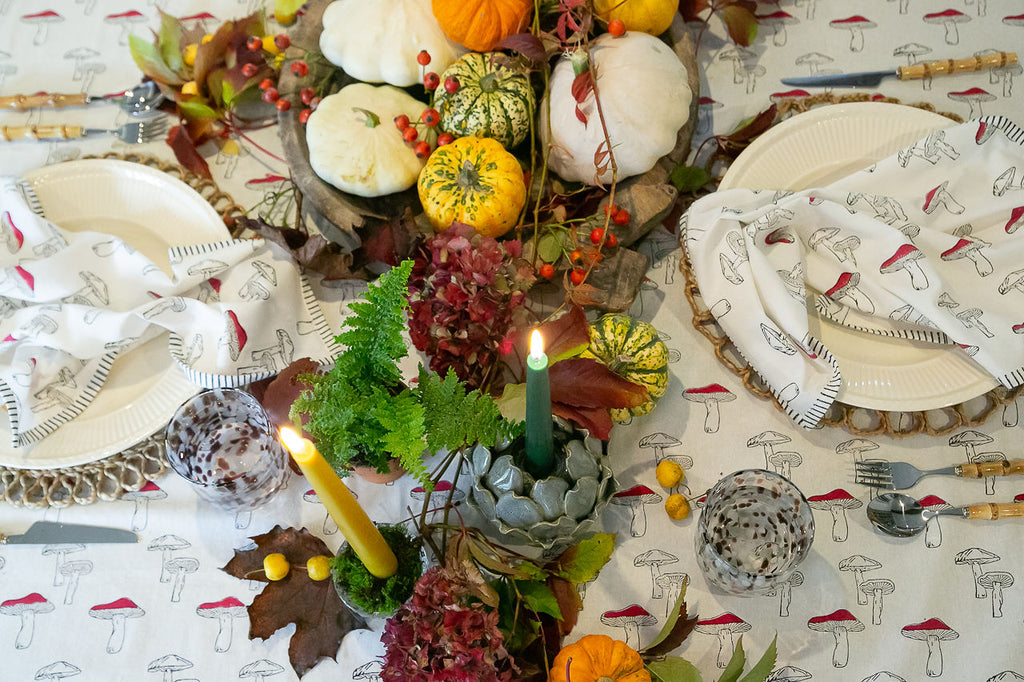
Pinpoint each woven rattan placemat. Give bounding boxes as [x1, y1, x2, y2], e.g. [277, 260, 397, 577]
[678, 96, 1022, 438]
[0, 153, 246, 507]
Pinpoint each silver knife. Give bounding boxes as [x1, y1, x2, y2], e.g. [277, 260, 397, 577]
[781, 51, 1016, 88]
[0, 521, 139, 545]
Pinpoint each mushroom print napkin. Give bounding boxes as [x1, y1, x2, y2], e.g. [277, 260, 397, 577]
[683, 116, 1024, 427]
[0, 178, 338, 447]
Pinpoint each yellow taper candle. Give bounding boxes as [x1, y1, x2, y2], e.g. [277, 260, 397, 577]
[279, 427, 398, 579]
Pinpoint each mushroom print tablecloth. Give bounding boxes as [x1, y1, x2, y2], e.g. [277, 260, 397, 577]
[2, 1, 1024, 681]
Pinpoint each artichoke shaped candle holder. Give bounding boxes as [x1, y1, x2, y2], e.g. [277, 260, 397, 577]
[466, 419, 617, 552]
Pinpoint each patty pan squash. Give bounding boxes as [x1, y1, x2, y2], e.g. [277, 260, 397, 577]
[306, 83, 435, 198]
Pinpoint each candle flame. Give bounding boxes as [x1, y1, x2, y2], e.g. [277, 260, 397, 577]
[278, 426, 304, 454]
[529, 329, 544, 360]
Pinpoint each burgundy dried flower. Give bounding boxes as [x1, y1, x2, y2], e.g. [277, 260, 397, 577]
[408, 223, 534, 390]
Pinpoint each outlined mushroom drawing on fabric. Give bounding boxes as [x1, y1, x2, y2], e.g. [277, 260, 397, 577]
[88, 597, 144, 654]
[902, 618, 958, 677]
[808, 609, 863, 668]
[1, 593, 53, 649]
[197, 597, 247, 653]
[695, 613, 751, 668]
[808, 489, 863, 542]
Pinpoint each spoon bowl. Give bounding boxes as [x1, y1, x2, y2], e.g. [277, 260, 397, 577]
[866, 492, 964, 538]
[106, 81, 165, 117]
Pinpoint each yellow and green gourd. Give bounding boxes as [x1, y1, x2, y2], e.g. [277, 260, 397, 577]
[432, 52, 533, 149]
[580, 313, 670, 420]
[417, 136, 526, 238]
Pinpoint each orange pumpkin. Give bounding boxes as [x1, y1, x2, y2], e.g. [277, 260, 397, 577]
[548, 634, 652, 682]
[431, 0, 532, 52]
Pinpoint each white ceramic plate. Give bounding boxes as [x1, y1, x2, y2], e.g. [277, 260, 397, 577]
[0, 159, 229, 469]
[719, 102, 998, 411]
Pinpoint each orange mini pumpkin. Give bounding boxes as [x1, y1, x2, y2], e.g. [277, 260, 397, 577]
[431, 0, 532, 52]
[548, 634, 652, 682]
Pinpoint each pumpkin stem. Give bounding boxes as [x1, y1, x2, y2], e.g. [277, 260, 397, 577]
[351, 107, 380, 128]
[458, 159, 482, 190]
[479, 72, 499, 93]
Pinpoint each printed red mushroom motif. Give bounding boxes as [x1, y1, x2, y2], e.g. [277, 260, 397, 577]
[829, 15, 876, 51]
[948, 86, 996, 118]
[901, 618, 958, 677]
[21, 10, 63, 45]
[807, 608, 863, 668]
[940, 238, 993, 277]
[807, 489, 862, 542]
[825, 271, 876, 312]
[695, 612, 751, 668]
[147, 653, 194, 682]
[0, 593, 54, 649]
[922, 180, 965, 216]
[954, 546, 1000, 599]
[88, 597, 144, 654]
[221, 310, 248, 362]
[757, 10, 798, 47]
[197, 596, 247, 653]
[879, 245, 929, 291]
[121, 481, 166, 532]
[838, 554, 881, 605]
[599, 604, 657, 649]
[975, 118, 998, 144]
[682, 383, 735, 433]
[611, 484, 662, 537]
[918, 495, 953, 548]
[1005, 206, 1024, 234]
[410, 479, 464, 521]
[924, 9, 970, 44]
[104, 10, 145, 45]
[1, 210, 24, 252]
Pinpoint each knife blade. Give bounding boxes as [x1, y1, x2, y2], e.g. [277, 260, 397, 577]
[0, 521, 139, 545]
[781, 51, 1017, 88]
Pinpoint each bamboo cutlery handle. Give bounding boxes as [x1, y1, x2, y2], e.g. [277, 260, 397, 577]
[1, 125, 84, 141]
[959, 459, 1024, 478]
[898, 51, 1017, 80]
[967, 502, 1024, 520]
[0, 92, 89, 111]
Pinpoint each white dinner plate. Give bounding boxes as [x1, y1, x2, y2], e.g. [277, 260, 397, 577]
[718, 102, 998, 411]
[0, 159, 230, 469]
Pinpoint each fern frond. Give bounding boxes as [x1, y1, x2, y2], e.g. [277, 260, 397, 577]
[418, 366, 515, 455]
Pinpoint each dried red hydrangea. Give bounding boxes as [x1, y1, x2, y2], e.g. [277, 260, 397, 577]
[380, 564, 519, 682]
[408, 223, 533, 390]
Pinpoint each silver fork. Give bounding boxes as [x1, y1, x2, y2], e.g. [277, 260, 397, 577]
[1, 118, 169, 144]
[855, 458, 1024, 490]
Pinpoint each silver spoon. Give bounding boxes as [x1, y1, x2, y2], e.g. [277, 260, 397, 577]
[0, 81, 165, 117]
[867, 492, 1024, 538]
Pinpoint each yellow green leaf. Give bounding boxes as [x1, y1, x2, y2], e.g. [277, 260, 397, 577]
[515, 580, 562, 620]
[721, 5, 758, 46]
[552, 532, 615, 583]
[178, 98, 220, 120]
[648, 657, 703, 682]
[128, 34, 183, 85]
[156, 9, 185, 74]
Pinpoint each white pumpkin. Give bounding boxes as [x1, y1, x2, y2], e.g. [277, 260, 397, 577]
[306, 83, 435, 198]
[320, 0, 466, 87]
[540, 32, 691, 185]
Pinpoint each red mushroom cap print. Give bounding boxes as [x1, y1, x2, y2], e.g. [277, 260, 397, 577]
[1005, 206, 1024, 234]
[901, 618, 958, 677]
[941, 238, 993, 277]
[695, 613, 751, 668]
[89, 597, 144, 653]
[0, 593, 54, 649]
[600, 604, 657, 649]
[880, 244, 929, 291]
[682, 384, 735, 433]
[197, 597, 247, 653]
[808, 608, 864, 668]
[104, 10, 146, 46]
[1, 210, 24, 252]
[948, 86, 996, 118]
[807, 489, 862, 541]
[757, 10, 798, 47]
[825, 271, 876, 312]
[924, 9, 970, 45]
[22, 10, 63, 46]
[221, 310, 248, 361]
[829, 16, 876, 51]
[13, 264, 34, 293]
[611, 484, 662, 537]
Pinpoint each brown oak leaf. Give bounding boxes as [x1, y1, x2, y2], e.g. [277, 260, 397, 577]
[221, 526, 366, 677]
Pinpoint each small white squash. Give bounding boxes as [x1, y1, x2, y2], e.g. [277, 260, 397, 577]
[320, 0, 466, 88]
[540, 32, 691, 185]
[306, 83, 434, 198]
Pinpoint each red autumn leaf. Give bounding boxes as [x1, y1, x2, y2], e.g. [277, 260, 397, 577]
[551, 358, 649, 410]
[241, 216, 357, 279]
[641, 600, 698, 659]
[496, 32, 549, 64]
[547, 576, 580, 636]
[167, 124, 211, 179]
[721, 2, 759, 46]
[716, 103, 777, 158]
[222, 526, 366, 677]
[539, 304, 590, 362]
[678, 0, 711, 21]
[571, 70, 595, 125]
[552, 402, 614, 440]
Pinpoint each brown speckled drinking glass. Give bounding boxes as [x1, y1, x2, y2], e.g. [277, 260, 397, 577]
[695, 469, 815, 596]
[165, 388, 287, 512]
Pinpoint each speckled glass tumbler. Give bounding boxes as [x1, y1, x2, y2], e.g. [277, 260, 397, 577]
[694, 469, 815, 596]
[165, 388, 288, 512]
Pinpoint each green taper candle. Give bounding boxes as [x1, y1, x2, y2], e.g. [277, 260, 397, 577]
[525, 329, 555, 477]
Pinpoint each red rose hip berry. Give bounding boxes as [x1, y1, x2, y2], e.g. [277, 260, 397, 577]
[421, 108, 439, 126]
[394, 114, 410, 130]
[443, 76, 460, 94]
[261, 87, 279, 103]
[402, 126, 419, 143]
[290, 60, 309, 77]
[414, 141, 431, 158]
[539, 263, 555, 279]
[416, 50, 431, 66]
[612, 208, 631, 226]
[436, 132, 454, 146]
[608, 19, 626, 37]
[570, 269, 586, 285]
[274, 34, 290, 50]
[423, 72, 440, 90]
[276, 98, 291, 111]
[242, 63, 259, 78]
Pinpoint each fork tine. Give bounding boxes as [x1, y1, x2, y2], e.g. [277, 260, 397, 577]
[854, 461, 890, 471]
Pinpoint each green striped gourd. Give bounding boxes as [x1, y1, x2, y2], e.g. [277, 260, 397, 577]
[580, 314, 670, 420]
[432, 52, 533, 149]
